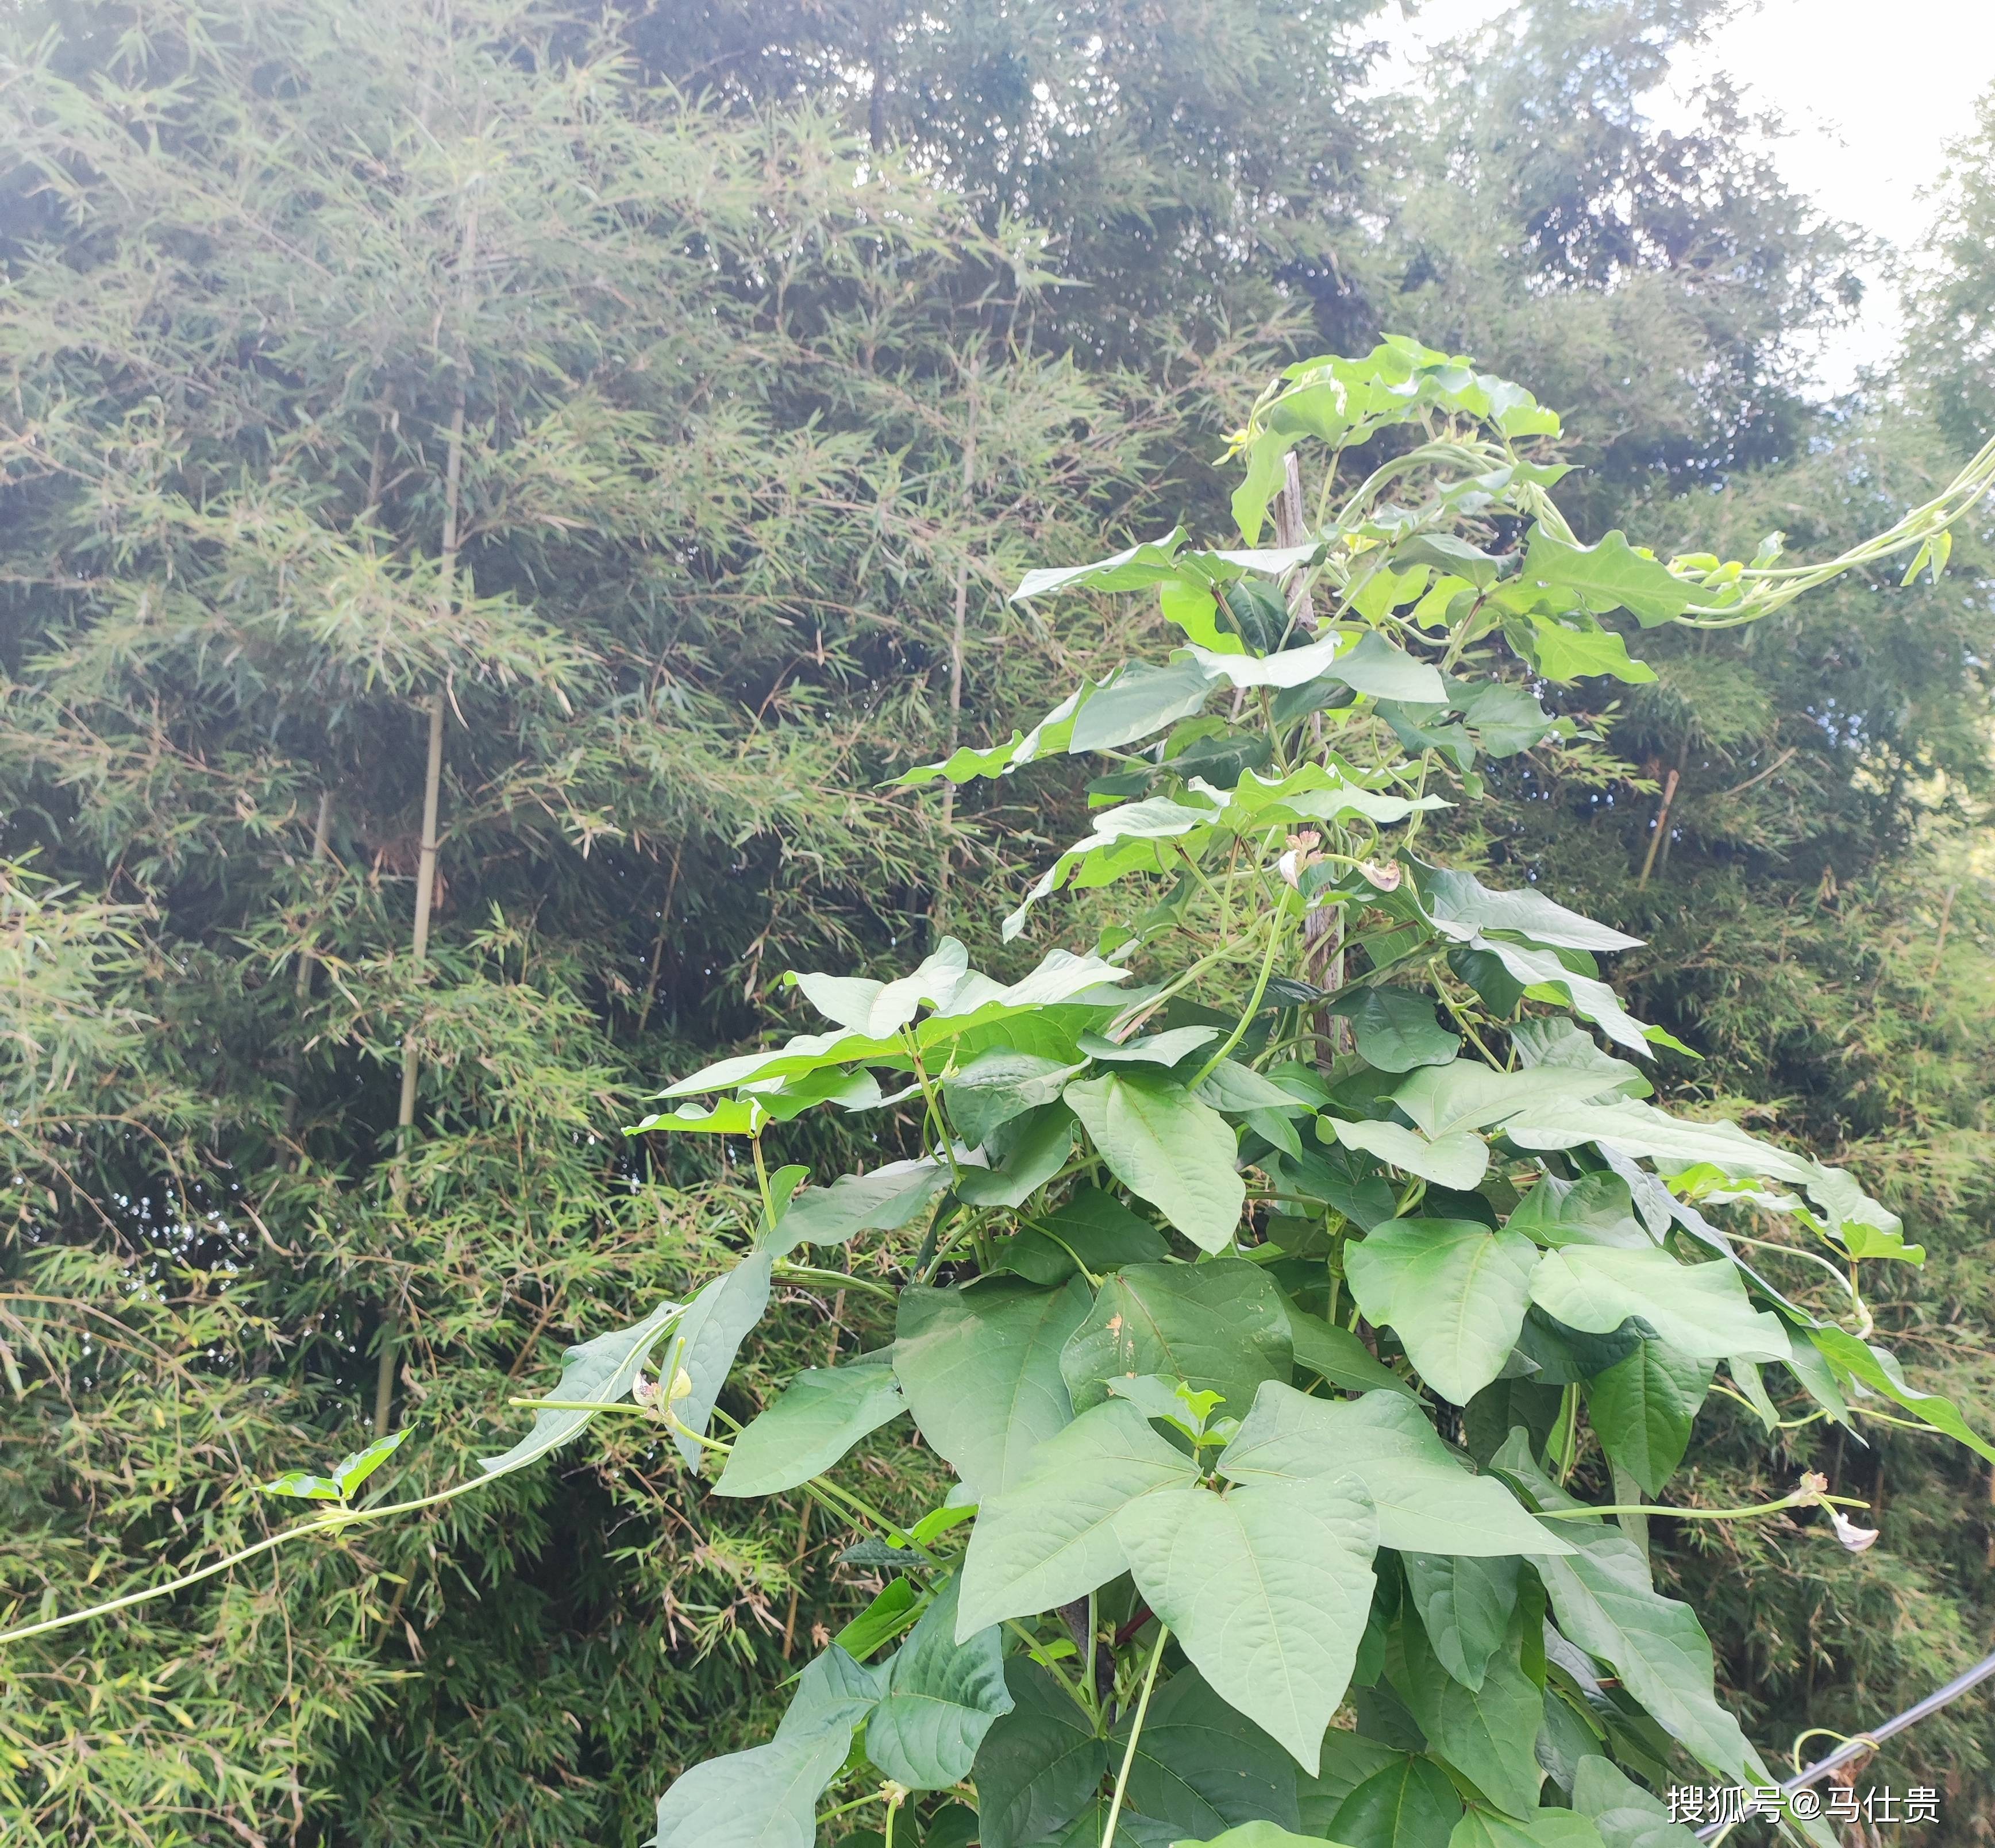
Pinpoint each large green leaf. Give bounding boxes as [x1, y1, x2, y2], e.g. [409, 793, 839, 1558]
[1522, 616, 1657, 687]
[771, 1158, 949, 1257]
[945, 1048, 1088, 1145]
[1345, 1220, 1537, 1405]
[1500, 1099, 1811, 1187]
[1195, 628, 1446, 703]
[1390, 1612, 1543, 1818]
[1463, 942, 1659, 1060]
[1323, 988, 1460, 1072]
[1297, 1734, 1403, 1833]
[477, 1295, 681, 1478]
[1586, 1341, 1712, 1496]
[1264, 1146, 1397, 1230]
[894, 1279, 1092, 1499]
[1329, 1117, 1490, 1191]
[1526, 1246, 1786, 1364]
[1064, 1072, 1245, 1251]
[1114, 1473, 1378, 1770]
[968, 1658, 1110, 1848]
[646, 1729, 846, 1848]
[1505, 1172, 1650, 1251]
[1401, 1553, 1522, 1692]
[1449, 1810, 1606, 1848]
[662, 948, 1130, 1096]
[649, 1646, 878, 1848]
[714, 1364, 906, 1497]
[1570, 1757, 1700, 1848]
[1390, 1062, 1635, 1139]
[1285, 1304, 1419, 1397]
[1453, 680, 1559, 757]
[865, 1577, 1013, 1789]
[1060, 1260, 1293, 1422]
[1513, 1308, 1643, 1385]
[1418, 867, 1642, 955]
[955, 1104, 1076, 1209]
[1048, 1798, 1179, 1846]
[956, 1398, 1199, 1635]
[789, 939, 969, 1037]
[1520, 527, 1691, 627]
[997, 1188, 1172, 1286]
[1169, 1826, 1324, 1848]
[1809, 1327, 1995, 1461]
[1217, 1383, 1568, 1558]
[1329, 1755, 1465, 1848]
[659, 1255, 775, 1466]
[1068, 658, 1217, 752]
[1117, 1668, 1303, 1839]
[1493, 1439, 1792, 1801]
[1082, 1025, 1222, 1066]
[1012, 529, 1191, 603]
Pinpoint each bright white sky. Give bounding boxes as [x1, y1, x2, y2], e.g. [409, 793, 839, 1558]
[1372, 0, 1995, 394]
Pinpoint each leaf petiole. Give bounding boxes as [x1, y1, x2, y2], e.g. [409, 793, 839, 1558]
[1101, 1622, 1169, 1848]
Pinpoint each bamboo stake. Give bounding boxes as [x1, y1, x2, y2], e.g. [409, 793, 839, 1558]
[295, 789, 334, 1003]
[933, 355, 979, 930]
[375, 180, 479, 1437]
[375, 690, 445, 1435]
[1919, 880, 1958, 1023]
[1276, 453, 1349, 1060]
[1637, 767, 1680, 889]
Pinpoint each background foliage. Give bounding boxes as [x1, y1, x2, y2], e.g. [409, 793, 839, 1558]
[0, 0, 1990, 1841]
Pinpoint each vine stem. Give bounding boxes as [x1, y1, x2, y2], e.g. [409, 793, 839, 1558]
[1536, 1492, 1869, 1522]
[1189, 910, 1290, 1089]
[773, 1261, 898, 1305]
[1101, 1623, 1169, 1848]
[1707, 1383, 1828, 1431]
[0, 1470, 495, 1649]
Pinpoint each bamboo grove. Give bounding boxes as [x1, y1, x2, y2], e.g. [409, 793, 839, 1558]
[3, 1, 1995, 1843]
